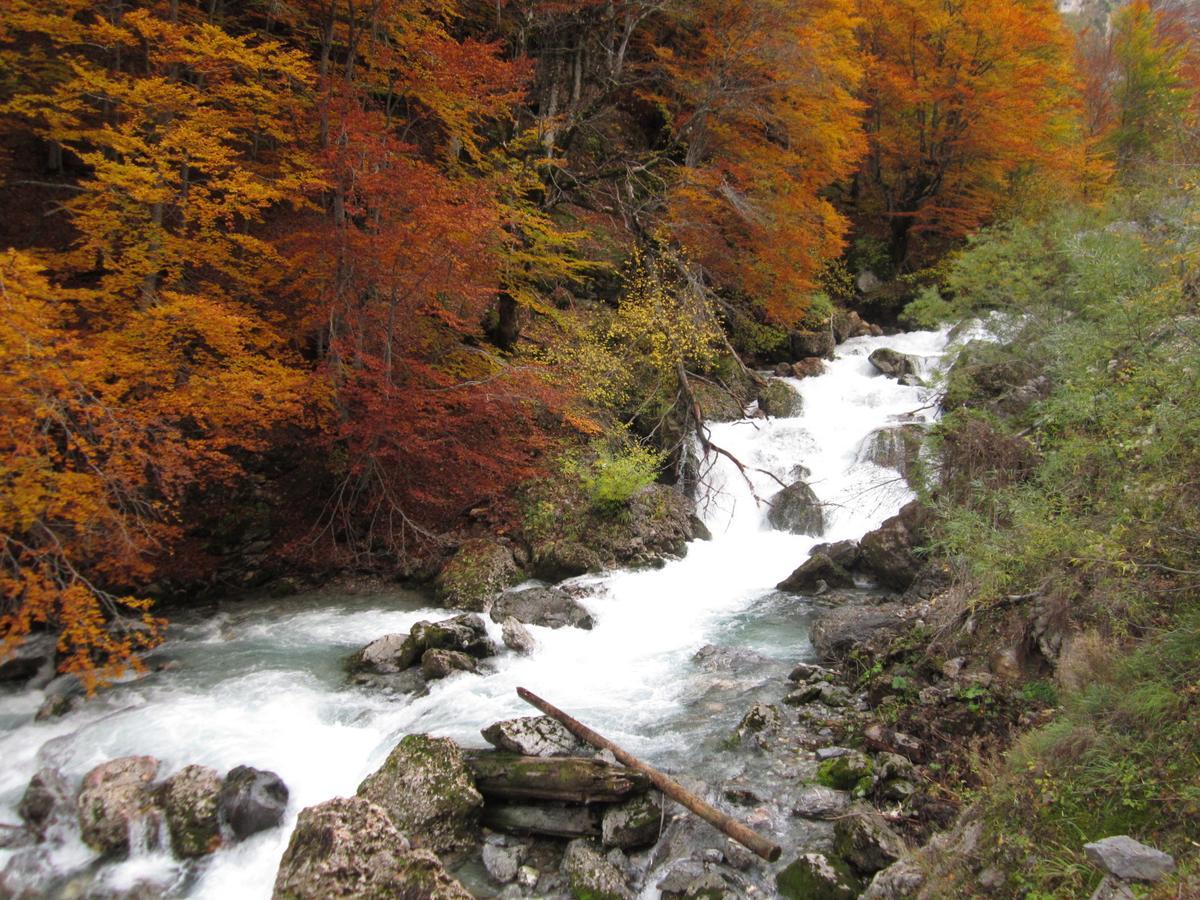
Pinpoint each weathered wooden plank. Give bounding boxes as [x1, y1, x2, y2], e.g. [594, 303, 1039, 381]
[464, 751, 650, 803]
[482, 802, 601, 839]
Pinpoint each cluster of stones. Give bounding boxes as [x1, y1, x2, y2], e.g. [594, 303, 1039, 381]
[7, 758, 288, 862]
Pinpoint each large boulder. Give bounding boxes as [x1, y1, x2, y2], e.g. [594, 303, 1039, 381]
[777, 553, 856, 594]
[350, 633, 416, 675]
[562, 838, 634, 899]
[481, 717, 585, 757]
[833, 309, 875, 343]
[758, 379, 803, 418]
[868, 348, 919, 379]
[77, 756, 162, 856]
[834, 805, 906, 875]
[790, 328, 836, 361]
[435, 539, 521, 612]
[1083, 836, 1176, 883]
[18, 768, 73, 839]
[357, 734, 482, 853]
[792, 357, 827, 379]
[776, 853, 861, 900]
[409, 613, 496, 660]
[420, 649, 477, 680]
[810, 604, 907, 661]
[218, 766, 289, 841]
[858, 425, 925, 486]
[272, 796, 470, 899]
[858, 500, 932, 591]
[0, 634, 56, 686]
[161, 765, 223, 858]
[767, 481, 825, 536]
[490, 588, 593, 630]
[501, 617, 536, 655]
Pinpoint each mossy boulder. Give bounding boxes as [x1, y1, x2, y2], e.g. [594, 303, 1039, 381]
[857, 424, 926, 487]
[758, 379, 803, 418]
[77, 756, 162, 857]
[815, 751, 874, 794]
[767, 481, 825, 536]
[435, 539, 521, 611]
[562, 838, 634, 899]
[272, 796, 471, 899]
[776, 853, 861, 900]
[943, 340, 1043, 416]
[160, 764, 222, 858]
[601, 792, 663, 849]
[357, 734, 482, 854]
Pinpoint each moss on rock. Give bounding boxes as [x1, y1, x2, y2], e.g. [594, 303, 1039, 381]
[434, 539, 520, 612]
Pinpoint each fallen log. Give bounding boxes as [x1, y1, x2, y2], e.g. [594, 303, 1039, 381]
[517, 687, 783, 862]
[482, 801, 601, 839]
[464, 751, 651, 803]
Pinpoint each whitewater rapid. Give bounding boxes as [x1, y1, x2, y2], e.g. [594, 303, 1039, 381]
[0, 326, 966, 898]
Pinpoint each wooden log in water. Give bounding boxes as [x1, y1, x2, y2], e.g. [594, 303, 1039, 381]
[516, 686, 783, 863]
[464, 751, 651, 803]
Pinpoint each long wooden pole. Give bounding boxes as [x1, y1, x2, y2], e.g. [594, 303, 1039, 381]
[516, 687, 783, 862]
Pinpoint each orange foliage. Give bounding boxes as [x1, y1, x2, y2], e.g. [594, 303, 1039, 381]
[854, 0, 1084, 267]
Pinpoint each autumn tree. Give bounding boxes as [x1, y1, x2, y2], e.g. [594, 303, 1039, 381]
[853, 0, 1083, 269]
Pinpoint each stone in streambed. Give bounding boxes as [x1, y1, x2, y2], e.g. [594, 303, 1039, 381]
[758, 379, 803, 417]
[777, 553, 856, 594]
[435, 538, 521, 612]
[0, 634, 56, 686]
[868, 348, 919, 379]
[482, 841, 526, 884]
[484, 802, 601, 839]
[562, 838, 634, 900]
[19, 768, 72, 839]
[271, 796, 470, 899]
[501, 617, 536, 655]
[351, 633, 416, 674]
[490, 588, 593, 630]
[776, 853, 861, 900]
[409, 613, 495, 659]
[77, 756, 162, 857]
[421, 648, 477, 680]
[834, 804, 907, 876]
[218, 766, 289, 841]
[858, 500, 931, 591]
[481, 716, 585, 757]
[792, 785, 851, 820]
[357, 734, 482, 853]
[601, 793, 662, 849]
[767, 481, 825, 536]
[161, 764, 223, 858]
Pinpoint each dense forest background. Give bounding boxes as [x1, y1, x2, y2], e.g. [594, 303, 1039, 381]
[0, 0, 1197, 689]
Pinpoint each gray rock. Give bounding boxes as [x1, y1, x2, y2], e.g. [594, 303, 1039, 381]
[793, 357, 826, 378]
[77, 756, 162, 856]
[812, 539, 861, 569]
[0, 634, 56, 685]
[863, 858, 927, 899]
[834, 804, 906, 875]
[758, 379, 803, 417]
[858, 425, 925, 485]
[732, 703, 782, 741]
[409, 613, 496, 660]
[792, 785, 851, 820]
[868, 348, 919, 379]
[161, 764, 222, 858]
[420, 648, 477, 680]
[776, 853, 861, 900]
[1083, 835, 1176, 883]
[810, 604, 907, 661]
[19, 768, 72, 839]
[601, 793, 662, 849]
[816, 747, 853, 761]
[1089, 875, 1137, 900]
[271, 796, 471, 899]
[351, 633, 414, 674]
[0, 824, 33, 850]
[777, 553, 855, 594]
[481, 716, 585, 757]
[218, 766, 289, 841]
[435, 538, 520, 612]
[785, 682, 853, 707]
[858, 500, 931, 591]
[484, 802, 600, 839]
[500, 617, 536, 655]
[767, 481, 825, 536]
[789, 661, 834, 683]
[490, 588, 594, 630]
[790, 328, 836, 361]
[482, 842, 525, 884]
[357, 734, 482, 853]
[516, 865, 539, 890]
[562, 838, 633, 900]
[349, 668, 428, 696]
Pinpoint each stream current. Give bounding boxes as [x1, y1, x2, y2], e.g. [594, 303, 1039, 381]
[0, 326, 968, 898]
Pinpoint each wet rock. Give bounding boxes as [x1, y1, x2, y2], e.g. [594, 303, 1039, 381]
[785, 682, 853, 707]
[868, 348, 919, 379]
[815, 752, 873, 793]
[516, 865, 540, 890]
[435, 538, 521, 612]
[834, 804, 906, 875]
[484, 802, 601, 839]
[421, 648, 477, 680]
[776, 853, 861, 900]
[161, 765, 222, 858]
[792, 357, 827, 379]
[857, 425, 925, 485]
[789, 661, 835, 683]
[692, 644, 770, 673]
[490, 588, 594, 630]
[562, 838, 634, 900]
[481, 716, 585, 758]
[218, 766, 289, 841]
[777, 553, 855, 594]
[758, 379, 803, 418]
[767, 481, 825, 536]
[349, 668, 428, 696]
[35, 692, 82, 721]
[774, 362, 793, 377]
[601, 793, 662, 849]
[0, 634, 56, 686]
[810, 604, 906, 661]
[483, 842, 526, 884]
[732, 703, 782, 743]
[350, 633, 415, 674]
[0, 824, 33, 850]
[833, 309, 875, 343]
[792, 785, 851, 820]
[77, 756, 162, 856]
[688, 514, 713, 542]
[863, 858, 927, 899]
[357, 734, 482, 853]
[272, 796, 470, 899]
[1083, 835, 1176, 883]
[409, 613, 496, 660]
[858, 500, 931, 591]
[500, 617, 536, 655]
[790, 328, 836, 361]
[19, 768, 72, 839]
[813, 540, 862, 569]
